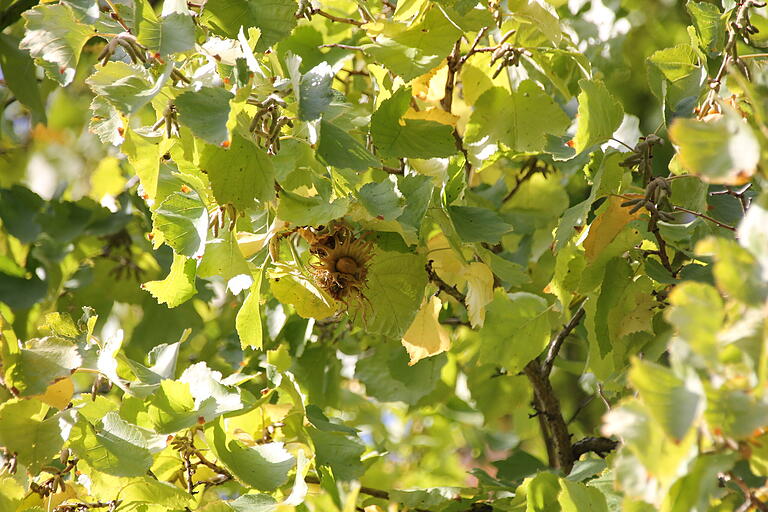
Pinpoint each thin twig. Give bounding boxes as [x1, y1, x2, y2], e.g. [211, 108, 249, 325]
[104, 0, 131, 32]
[426, 260, 466, 304]
[542, 305, 586, 378]
[313, 8, 365, 26]
[672, 206, 736, 231]
[722, 471, 768, 512]
[319, 43, 364, 51]
[503, 157, 544, 202]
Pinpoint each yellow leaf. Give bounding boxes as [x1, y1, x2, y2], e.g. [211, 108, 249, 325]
[402, 107, 458, 127]
[583, 195, 643, 261]
[462, 262, 494, 328]
[401, 296, 451, 365]
[34, 377, 74, 410]
[427, 233, 466, 290]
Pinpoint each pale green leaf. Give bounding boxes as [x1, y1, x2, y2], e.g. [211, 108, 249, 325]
[199, 134, 276, 208]
[205, 418, 295, 491]
[143, 253, 197, 308]
[363, 8, 462, 82]
[176, 87, 234, 146]
[477, 291, 551, 373]
[465, 82, 570, 152]
[573, 79, 624, 153]
[371, 87, 457, 159]
[20, 3, 93, 85]
[236, 271, 264, 350]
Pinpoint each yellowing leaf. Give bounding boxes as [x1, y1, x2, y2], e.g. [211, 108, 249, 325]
[401, 296, 450, 365]
[462, 262, 494, 328]
[403, 107, 458, 127]
[583, 195, 643, 261]
[269, 264, 338, 319]
[34, 377, 74, 410]
[236, 271, 263, 350]
[427, 233, 466, 290]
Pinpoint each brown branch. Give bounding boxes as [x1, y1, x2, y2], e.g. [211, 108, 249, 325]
[426, 260, 466, 304]
[313, 8, 365, 26]
[319, 43, 364, 51]
[523, 359, 574, 473]
[648, 218, 674, 275]
[572, 436, 619, 459]
[722, 471, 768, 512]
[542, 305, 586, 378]
[503, 157, 546, 203]
[672, 206, 736, 231]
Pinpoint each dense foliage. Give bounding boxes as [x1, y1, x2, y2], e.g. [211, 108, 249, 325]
[2, 0, 768, 510]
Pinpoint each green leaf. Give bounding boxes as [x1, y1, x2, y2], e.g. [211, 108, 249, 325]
[492, 450, 546, 482]
[738, 193, 768, 277]
[0, 185, 43, 244]
[201, 0, 297, 51]
[68, 414, 155, 477]
[356, 249, 427, 339]
[0, 399, 64, 473]
[669, 110, 759, 184]
[371, 87, 457, 159]
[147, 379, 200, 433]
[299, 61, 334, 121]
[0, 34, 45, 124]
[696, 237, 767, 305]
[686, 1, 725, 54]
[646, 43, 705, 112]
[276, 189, 349, 226]
[308, 426, 366, 481]
[205, 417, 295, 491]
[628, 359, 704, 442]
[122, 127, 161, 202]
[199, 230, 251, 282]
[448, 205, 512, 244]
[200, 134, 276, 209]
[118, 477, 194, 508]
[5, 336, 81, 396]
[236, 271, 264, 350]
[86, 62, 155, 114]
[20, 3, 93, 85]
[359, 179, 404, 221]
[152, 187, 208, 257]
[230, 495, 278, 512]
[139, 12, 196, 55]
[704, 387, 768, 439]
[465, 82, 570, 152]
[355, 342, 446, 405]
[317, 120, 379, 171]
[662, 454, 735, 512]
[477, 291, 551, 373]
[665, 281, 724, 362]
[176, 87, 234, 146]
[269, 266, 337, 319]
[572, 79, 624, 153]
[89, 96, 124, 146]
[143, 253, 197, 308]
[559, 478, 608, 512]
[363, 8, 462, 82]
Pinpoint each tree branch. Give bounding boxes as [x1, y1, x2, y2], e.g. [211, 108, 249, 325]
[312, 8, 365, 26]
[542, 305, 586, 378]
[426, 260, 466, 304]
[523, 359, 574, 473]
[571, 436, 619, 459]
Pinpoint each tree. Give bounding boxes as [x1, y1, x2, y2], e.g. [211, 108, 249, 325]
[0, 0, 767, 509]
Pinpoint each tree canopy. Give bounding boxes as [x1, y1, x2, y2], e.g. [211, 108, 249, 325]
[1, 0, 768, 510]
